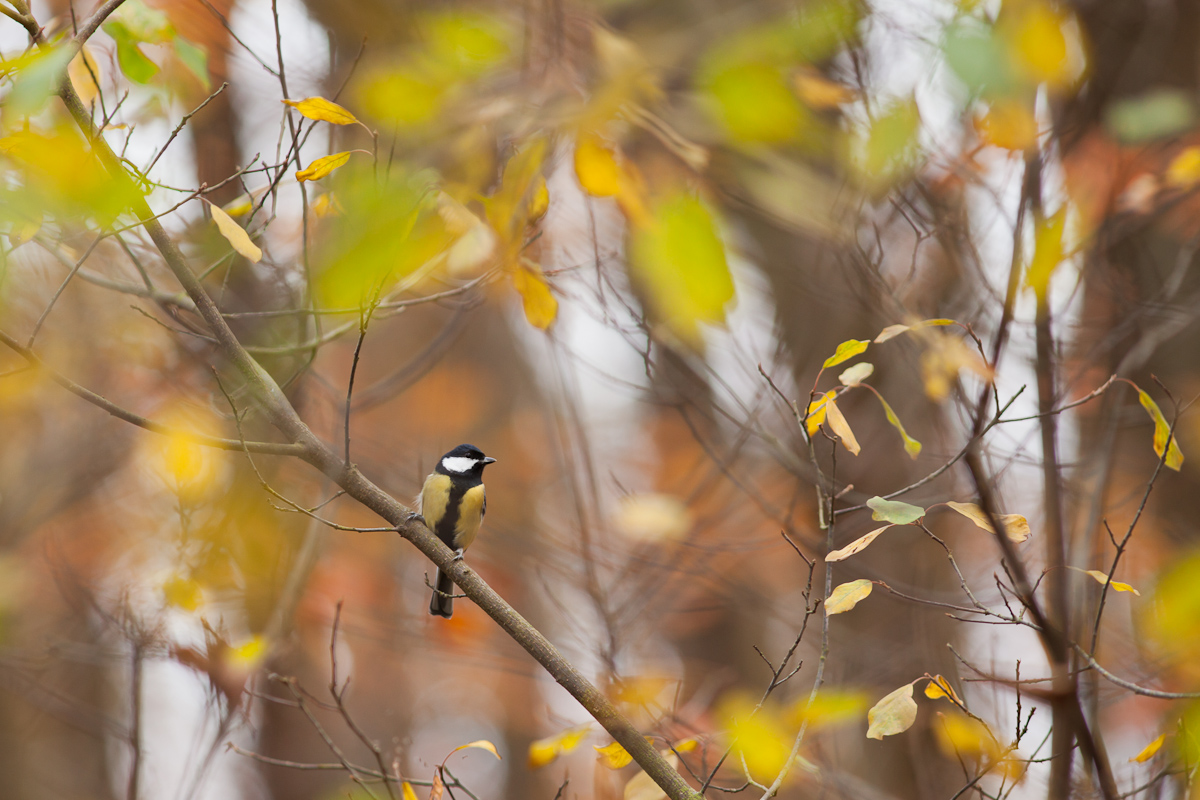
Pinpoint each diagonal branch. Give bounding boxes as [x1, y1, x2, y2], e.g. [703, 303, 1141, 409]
[32, 22, 701, 800]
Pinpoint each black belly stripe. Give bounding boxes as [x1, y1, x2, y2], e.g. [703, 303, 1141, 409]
[434, 479, 476, 549]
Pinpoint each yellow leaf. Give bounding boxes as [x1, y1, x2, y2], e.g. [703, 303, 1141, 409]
[1009, 1, 1080, 88]
[623, 753, 678, 800]
[575, 135, 622, 197]
[1083, 569, 1141, 597]
[486, 138, 548, 241]
[866, 683, 918, 739]
[528, 724, 590, 769]
[717, 694, 790, 782]
[68, 46, 102, 106]
[794, 70, 857, 109]
[823, 339, 870, 369]
[826, 579, 873, 615]
[163, 575, 204, 611]
[1131, 733, 1165, 763]
[446, 223, 497, 276]
[612, 676, 673, 706]
[1136, 388, 1184, 471]
[283, 96, 360, 125]
[839, 362, 874, 386]
[976, 99, 1038, 151]
[158, 428, 223, 492]
[311, 192, 342, 218]
[824, 398, 860, 455]
[924, 675, 964, 706]
[856, 97, 921, 192]
[613, 494, 692, 543]
[791, 691, 869, 729]
[1167, 148, 1200, 189]
[826, 526, 892, 563]
[874, 318, 957, 343]
[402, 782, 419, 800]
[210, 204, 262, 262]
[806, 390, 835, 435]
[873, 391, 922, 459]
[296, 151, 352, 182]
[595, 740, 636, 769]
[449, 740, 502, 759]
[512, 265, 558, 330]
[947, 502, 1031, 543]
[628, 193, 734, 348]
[359, 68, 444, 127]
[703, 60, 805, 144]
[934, 711, 999, 759]
[9, 210, 42, 247]
[229, 635, 268, 670]
[673, 738, 698, 753]
[1026, 207, 1066, 298]
[529, 175, 550, 221]
[920, 333, 994, 401]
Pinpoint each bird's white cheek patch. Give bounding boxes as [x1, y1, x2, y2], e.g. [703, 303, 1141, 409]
[441, 456, 477, 474]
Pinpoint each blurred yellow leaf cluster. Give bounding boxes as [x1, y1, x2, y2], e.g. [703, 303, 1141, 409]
[315, 170, 452, 309]
[627, 193, 735, 349]
[851, 97, 922, 193]
[613, 493, 693, 543]
[144, 407, 230, 499]
[357, 10, 512, 129]
[945, 0, 1086, 152]
[717, 690, 866, 782]
[696, 0, 858, 145]
[0, 126, 142, 226]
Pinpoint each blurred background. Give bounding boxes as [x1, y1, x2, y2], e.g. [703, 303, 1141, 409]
[1, 0, 1200, 798]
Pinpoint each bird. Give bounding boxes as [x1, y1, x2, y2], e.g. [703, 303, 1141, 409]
[418, 443, 496, 618]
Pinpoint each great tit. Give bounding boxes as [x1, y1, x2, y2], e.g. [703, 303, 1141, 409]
[419, 443, 496, 618]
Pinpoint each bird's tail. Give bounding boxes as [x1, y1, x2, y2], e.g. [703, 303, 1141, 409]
[429, 569, 454, 618]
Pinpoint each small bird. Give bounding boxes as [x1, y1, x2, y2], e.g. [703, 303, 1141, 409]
[418, 443, 496, 618]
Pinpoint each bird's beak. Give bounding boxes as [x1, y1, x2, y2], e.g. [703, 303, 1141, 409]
[482, 457, 497, 465]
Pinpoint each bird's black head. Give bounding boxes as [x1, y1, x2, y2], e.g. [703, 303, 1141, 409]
[436, 443, 496, 478]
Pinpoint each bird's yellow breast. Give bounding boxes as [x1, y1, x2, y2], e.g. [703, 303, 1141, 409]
[419, 474, 451, 528]
[454, 484, 486, 550]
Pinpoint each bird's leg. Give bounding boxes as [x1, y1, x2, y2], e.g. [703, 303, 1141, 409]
[452, 548, 465, 562]
[405, 511, 426, 526]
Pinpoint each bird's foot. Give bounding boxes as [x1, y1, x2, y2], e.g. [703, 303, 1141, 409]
[406, 511, 426, 526]
[452, 548, 464, 562]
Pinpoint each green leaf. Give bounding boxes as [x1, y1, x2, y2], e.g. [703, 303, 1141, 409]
[856, 97, 921, 191]
[7, 46, 73, 116]
[823, 338, 870, 369]
[173, 36, 209, 89]
[1135, 388, 1184, 471]
[701, 60, 806, 144]
[873, 391, 922, 458]
[106, 21, 159, 84]
[866, 496, 924, 524]
[1106, 90, 1196, 143]
[942, 20, 1018, 96]
[629, 193, 734, 349]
